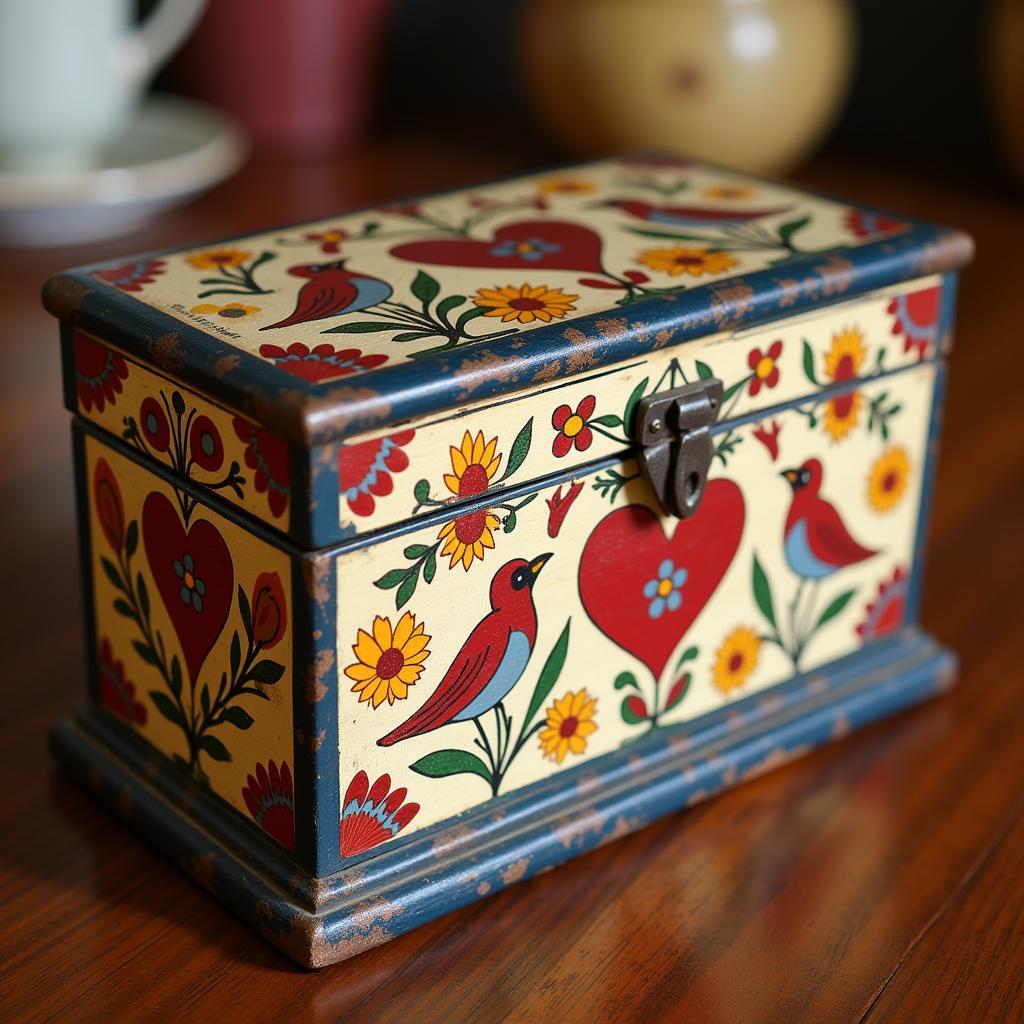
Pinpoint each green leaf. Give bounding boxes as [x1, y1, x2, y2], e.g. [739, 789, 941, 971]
[436, 294, 466, 324]
[413, 479, 431, 504]
[423, 548, 437, 584]
[778, 215, 811, 247]
[454, 305, 487, 330]
[200, 735, 231, 762]
[752, 555, 776, 629]
[392, 331, 432, 343]
[396, 574, 418, 610]
[374, 568, 407, 590]
[622, 377, 649, 434]
[149, 691, 183, 728]
[802, 339, 819, 385]
[171, 391, 186, 417]
[721, 379, 745, 404]
[410, 748, 492, 783]
[675, 646, 699, 670]
[133, 640, 159, 666]
[238, 585, 252, 636]
[136, 574, 150, 621]
[169, 656, 183, 697]
[498, 418, 533, 482]
[200, 684, 210, 717]
[100, 557, 124, 592]
[249, 660, 284, 684]
[620, 694, 647, 725]
[503, 510, 517, 533]
[590, 414, 623, 428]
[113, 598, 135, 619]
[614, 671, 639, 691]
[522, 620, 571, 730]
[695, 360, 714, 380]
[404, 543, 429, 560]
[325, 321, 397, 333]
[230, 631, 241, 680]
[221, 705, 254, 731]
[411, 270, 440, 306]
[815, 589, 856, 630]
[125, 520, 138, 559]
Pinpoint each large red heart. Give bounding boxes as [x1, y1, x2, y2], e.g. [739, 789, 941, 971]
[389, 220, 605, 274]
[578, 481, 745, 681]
[142, 493, 234, 684]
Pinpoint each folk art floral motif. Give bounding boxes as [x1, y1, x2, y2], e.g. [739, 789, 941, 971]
[89, 157, 920, 372]
[86, 438, 294, 844]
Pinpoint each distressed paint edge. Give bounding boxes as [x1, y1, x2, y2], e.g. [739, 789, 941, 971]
[51, 627, 955, 969]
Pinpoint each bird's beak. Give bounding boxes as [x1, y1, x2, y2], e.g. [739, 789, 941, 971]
[780, 468, 801, 490]
[528, 552, 553, 585]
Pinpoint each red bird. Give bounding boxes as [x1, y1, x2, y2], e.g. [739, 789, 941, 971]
[599, 198, 791, 228]
[260, 258, 392, 331]
[781, 459, 877, 579]
[378, 554, 552, 747]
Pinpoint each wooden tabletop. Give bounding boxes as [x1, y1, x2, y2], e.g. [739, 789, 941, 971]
[2, 141, 1022, 1023]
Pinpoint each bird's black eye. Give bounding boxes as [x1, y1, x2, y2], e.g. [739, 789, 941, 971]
[511, 569, 529, 590]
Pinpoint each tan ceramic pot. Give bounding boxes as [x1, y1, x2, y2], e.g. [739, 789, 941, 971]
[521, 0, 855, 173]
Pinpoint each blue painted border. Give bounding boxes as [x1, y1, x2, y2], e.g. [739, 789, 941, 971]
[50, 626, 956, 968]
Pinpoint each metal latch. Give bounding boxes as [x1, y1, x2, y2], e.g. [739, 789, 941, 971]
[635, 377, 722, 518]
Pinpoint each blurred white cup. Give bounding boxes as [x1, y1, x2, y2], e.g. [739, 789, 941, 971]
[0, 0, 207, 173]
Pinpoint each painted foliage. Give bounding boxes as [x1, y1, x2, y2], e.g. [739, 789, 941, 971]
[84, 436, 295, 849]
[336, 348, 938, 851]
[88, 156, 912, 376]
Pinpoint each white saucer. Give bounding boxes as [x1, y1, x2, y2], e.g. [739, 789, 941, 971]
[0, 95, 247, 247]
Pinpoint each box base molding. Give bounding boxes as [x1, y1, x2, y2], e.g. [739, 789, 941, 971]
[50, 627, 955, 969]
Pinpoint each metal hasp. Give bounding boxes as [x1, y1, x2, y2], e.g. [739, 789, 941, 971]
[635, 377, 723, 518]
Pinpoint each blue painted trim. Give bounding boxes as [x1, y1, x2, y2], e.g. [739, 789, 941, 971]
[51, 626, 955, 968]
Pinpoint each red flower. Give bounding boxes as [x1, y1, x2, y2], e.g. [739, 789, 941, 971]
[93, 458, 125, 552]
[747, 339, 782, 395]
[232, 418, 290, 519]
[139, 396, 171, 452]
[242, 760, 295, 851]
[340, 771, 419, 857]
[73, 335, 128, 412]
[856, 567, 909, 641]
[551, 395, 596, 457]
[97, 637, 147, 725]
[888, 286, 940, 361]
[251, 572, 287, 649]
[546, 480, 584, 538]
[259, 342, 389, 383]
[94, 258, 166, 292]
[843, 209, 909, 240]
[752, 419, 782, 461]
[339, 430, 416, 518]
[188, 415, 224, 472]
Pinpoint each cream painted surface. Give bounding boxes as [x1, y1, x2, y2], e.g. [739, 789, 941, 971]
[336, 362, 937, 846]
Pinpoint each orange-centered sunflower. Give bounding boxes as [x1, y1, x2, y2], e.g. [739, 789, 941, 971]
[822, 327, 868, 442]
[437, 431, 503, 571]
[712, 627, 761, 695]
[637, 245, 738, 278]
[868, 447, 911, 513]
[539, 689, 598, 763]
[473, 284, 578, 325]
[345, 611, 431, 708]
[186, 247, 251, 271]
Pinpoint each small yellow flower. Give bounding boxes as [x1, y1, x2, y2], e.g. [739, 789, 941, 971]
[345, 612, 431, 708]
[868, 447, 911, 513]
[637, 245, 738, 278]
[437, 431, 503, 571]
[473, 283, 578, 325]
[539, 689, 597, 763]
[190, 302, 261, 320]
[704, 184, 756, 201]
[186, 247, 251, 271]
[822, 327, 868, 442]
[712, 627, 761, 695]
[538, 177, 595, 195]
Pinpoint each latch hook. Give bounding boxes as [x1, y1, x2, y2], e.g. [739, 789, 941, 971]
[634, 377, 723, 518]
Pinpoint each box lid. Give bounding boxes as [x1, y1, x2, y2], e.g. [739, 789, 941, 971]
[44, 154, 972, 449]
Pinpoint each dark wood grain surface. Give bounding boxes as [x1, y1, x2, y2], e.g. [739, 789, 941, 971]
[1, 140, 1022, 1023]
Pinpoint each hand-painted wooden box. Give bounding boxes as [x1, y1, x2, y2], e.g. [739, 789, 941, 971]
[45, 155, 972, 968]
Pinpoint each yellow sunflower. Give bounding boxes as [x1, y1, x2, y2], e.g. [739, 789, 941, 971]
[538, 177, 595, 195]
[186, 247, 251, 271]
[437, 431, 503, 571]
[704, 184, 756, 201]
[345, 611, 431, 708]
[712, 627, 761, 695]
[637, 245, 738, 278]
[822, 327, 868, 442]
[539, 689, 598, 763]
[473, 284, 578, 324]
[868, 447, 911, 513]
[190, 301, 261, 319]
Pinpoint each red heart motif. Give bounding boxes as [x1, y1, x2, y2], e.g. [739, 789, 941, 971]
[389, 220, 605, 274]
[142, 492, 234, 683]
[578, 480, 745, 681]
